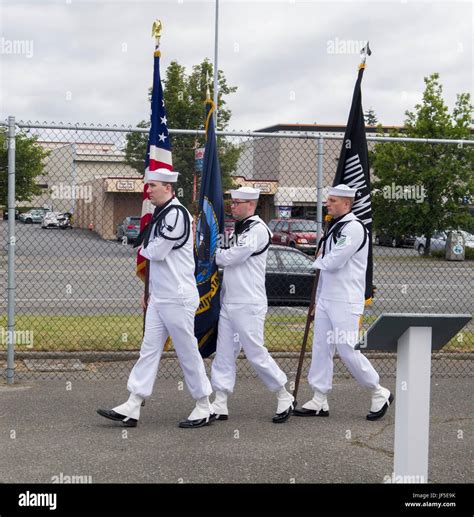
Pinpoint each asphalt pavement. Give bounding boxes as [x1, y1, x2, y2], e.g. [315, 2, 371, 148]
[0, 377, 471, 484]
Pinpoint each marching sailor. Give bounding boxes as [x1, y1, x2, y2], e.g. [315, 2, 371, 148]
[293, 184, 393, 420]
[97, 168, 213, 429]
[210, 186, 294, 424]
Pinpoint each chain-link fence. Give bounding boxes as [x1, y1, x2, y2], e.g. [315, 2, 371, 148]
[1, 120, 473, 382]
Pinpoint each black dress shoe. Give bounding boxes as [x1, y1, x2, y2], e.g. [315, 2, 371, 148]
[97, 408, 138, 427]
[178, 416, 212, 429]
[366, 393, 394, 421]
[209, 413, 228, 422]
[293, 407, 329, 417]
[272, 401, 296, 424]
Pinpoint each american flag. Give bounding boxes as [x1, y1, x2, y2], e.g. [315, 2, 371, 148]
[136, 49, 173, 280]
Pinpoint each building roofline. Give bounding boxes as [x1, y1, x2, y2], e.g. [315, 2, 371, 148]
[256, 123, 474, 134]
[256, 123, 405, 134]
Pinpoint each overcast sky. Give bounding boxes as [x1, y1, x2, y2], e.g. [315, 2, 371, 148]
[0, 0, 472, 132]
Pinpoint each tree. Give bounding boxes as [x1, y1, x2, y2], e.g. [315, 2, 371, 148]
[364, 107, 378, 126]
[125, 58, 239, 209]
[370, 73, 473, 255]
[0, 129, 49, 207]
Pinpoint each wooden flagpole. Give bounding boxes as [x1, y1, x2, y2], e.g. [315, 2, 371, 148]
[292, 215, 332, 401]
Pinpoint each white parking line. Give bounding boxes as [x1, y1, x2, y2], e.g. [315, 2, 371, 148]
[4, 298, 139, 302]
[376, 283, 471, 288]
[15, 270, 130, 274]
[376, 298, 449, 302]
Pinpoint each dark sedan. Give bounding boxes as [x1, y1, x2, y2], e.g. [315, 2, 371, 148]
[265, 245, 316, 306]
[218, 245, 315, 306]
[375, 232, 416, 248]
[2, 209, 20, 220]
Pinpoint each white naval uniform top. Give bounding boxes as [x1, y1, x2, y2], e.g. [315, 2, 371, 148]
[312, 212, 369, 307]
[216, 215, 272, 305]
[139, 197, 198, 302]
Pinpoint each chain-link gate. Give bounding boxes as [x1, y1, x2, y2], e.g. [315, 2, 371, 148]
[1, 120, 472, 382]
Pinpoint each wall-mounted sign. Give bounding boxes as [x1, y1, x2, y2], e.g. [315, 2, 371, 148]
[195, 148, 205, 173]
[253, 182, 271, 194]
[116, 180, 135, 191]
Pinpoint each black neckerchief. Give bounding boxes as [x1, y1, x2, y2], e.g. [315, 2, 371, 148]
[317, 212, 350, 257]
[134, 196, 175, 249]
[234, 215, 256, 237]
[233, 215, 271, 257]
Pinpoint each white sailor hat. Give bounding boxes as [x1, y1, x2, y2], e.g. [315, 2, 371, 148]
[146, 168, 179, 183]
[328, 184, 356, 198]
[229, 186, 260, 200]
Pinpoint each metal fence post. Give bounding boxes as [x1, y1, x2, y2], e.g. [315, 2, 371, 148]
[316, 136, 324, 244]
[6, 116, 16, 384]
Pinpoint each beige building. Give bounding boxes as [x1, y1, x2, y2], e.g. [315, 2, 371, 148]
[21, 124, 441, 240]
[234, 124, 398, 219]
[74, 177, 143, 240]
[21, 141, 144, 240]
[24, 141, 140, 212]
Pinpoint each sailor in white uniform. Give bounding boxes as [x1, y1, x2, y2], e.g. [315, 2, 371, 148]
[294, 184, 393, 421]
[97, 168, 213, 429]
[210, 186, 295, 424]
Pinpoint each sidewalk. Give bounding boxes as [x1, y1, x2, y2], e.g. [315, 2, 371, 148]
[0, 377, 471, 484]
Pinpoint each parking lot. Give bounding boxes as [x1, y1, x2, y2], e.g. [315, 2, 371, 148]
[1, 220, 472, 318]
[0, 220, 472, 378]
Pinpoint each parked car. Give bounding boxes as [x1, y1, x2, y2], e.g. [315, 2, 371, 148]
[19, 208, 51, 224]
[41, 211, 72, 229]
[265, 245, 316, 305]
[218, 245, 315, 306]
[374, 232, 416, 248]
[2, 209, 20, 220]
[116, 216, 141, 243]
[459, 231, 474, 248]
[268, 218, 318, 255]
[414, 231, 474, 255]
[224, 218, 236, 237]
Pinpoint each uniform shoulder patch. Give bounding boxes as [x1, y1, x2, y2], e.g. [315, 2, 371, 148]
[335, 234, 352, 248]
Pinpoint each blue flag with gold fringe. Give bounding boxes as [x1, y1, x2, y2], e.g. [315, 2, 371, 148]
[194, 98, 225, 358]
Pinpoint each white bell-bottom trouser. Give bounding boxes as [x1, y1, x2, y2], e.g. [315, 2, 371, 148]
[308, 297, 379, 394]
[211, 303, 287, 394]
[127, 295, 212, 401]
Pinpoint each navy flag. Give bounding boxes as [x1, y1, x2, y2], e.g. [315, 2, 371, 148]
[194, 98, 225, 358]
[333, 63, 374, 304]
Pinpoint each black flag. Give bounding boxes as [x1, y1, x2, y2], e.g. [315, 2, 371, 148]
[333, 63, 373, 304]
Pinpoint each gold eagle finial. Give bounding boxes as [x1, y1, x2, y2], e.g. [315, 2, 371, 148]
[152, 20, 162, 46]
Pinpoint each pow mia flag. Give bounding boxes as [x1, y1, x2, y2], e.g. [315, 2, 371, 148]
[333, 60, 374, 304]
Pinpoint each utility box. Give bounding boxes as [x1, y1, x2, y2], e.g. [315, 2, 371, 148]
[445, 231, 465, 261]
